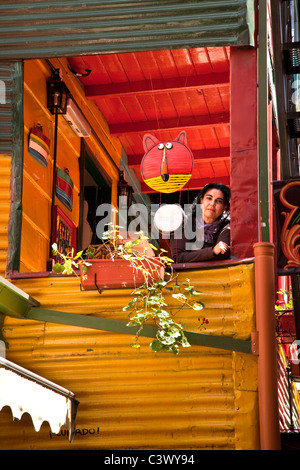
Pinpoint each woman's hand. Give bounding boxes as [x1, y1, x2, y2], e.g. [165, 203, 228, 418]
[213, 241, 229, 256]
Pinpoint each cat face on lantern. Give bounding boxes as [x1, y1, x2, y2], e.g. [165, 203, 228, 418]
[141, 131, 193, 193]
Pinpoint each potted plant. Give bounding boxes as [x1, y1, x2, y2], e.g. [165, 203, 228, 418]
[52, 224, 207, 354]
[78, 237, 164, 292]
[53, 225, 165, 291]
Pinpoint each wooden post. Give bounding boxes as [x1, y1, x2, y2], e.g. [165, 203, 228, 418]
[254, 242, 281, 450]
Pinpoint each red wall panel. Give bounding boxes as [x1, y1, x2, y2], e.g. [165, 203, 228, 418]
[230, 47, 259, 259]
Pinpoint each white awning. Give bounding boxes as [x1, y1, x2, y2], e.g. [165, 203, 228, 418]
[0, 356, 79, 442]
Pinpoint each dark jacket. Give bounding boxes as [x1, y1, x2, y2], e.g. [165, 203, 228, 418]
[170, 218, 230, 263]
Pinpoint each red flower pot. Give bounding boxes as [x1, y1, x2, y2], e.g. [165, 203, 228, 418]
[80, 258, 164, 291]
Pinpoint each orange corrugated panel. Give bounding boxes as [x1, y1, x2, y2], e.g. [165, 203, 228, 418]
[0, 263, 259, 450]
[0, 154, 10, 276]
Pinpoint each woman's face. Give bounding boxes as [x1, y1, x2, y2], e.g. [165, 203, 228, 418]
[201, 188, 227, 224]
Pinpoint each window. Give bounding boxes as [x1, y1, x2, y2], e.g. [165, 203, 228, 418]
[79, 143, 111, 250]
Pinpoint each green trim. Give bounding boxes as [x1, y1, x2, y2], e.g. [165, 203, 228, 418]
[85, 153, 110, 188]
[26, 307, 252, 354]
[246, 0, 255, 47]
[7, 61, 24, 272]
[0, 275, 39, 318]
[258, 0, 270, 242]
[185, 330, 252, 354]
[0, 275, 253, 355]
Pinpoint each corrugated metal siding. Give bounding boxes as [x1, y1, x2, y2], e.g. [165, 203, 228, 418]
[0, 61, 23, 275]
[0, 0, 255, 59]
[0, 263, 259, 449]
[0, 62, 15, 156]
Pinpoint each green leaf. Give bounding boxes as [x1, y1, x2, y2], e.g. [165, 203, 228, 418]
[150, 340, 162, 352]
[125, 240, 139, 248]
[170, 344, 179, 355]
[190, 289, 202, 295]
[149, 243, 158, 251]
[52, 263, 65, 273]
[81, 265, 88, 275]
[156, 309, 169, 319]
[193, 301, 204, 310]
[74, 250, 83, 259]
[172, 293, 187, 301]
[181, 336, 191, 348]
[123, 298, 138, 311]
[157, 331, 176, 345]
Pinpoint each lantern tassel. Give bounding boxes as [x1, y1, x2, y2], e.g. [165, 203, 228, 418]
[160, 147, 169, 182]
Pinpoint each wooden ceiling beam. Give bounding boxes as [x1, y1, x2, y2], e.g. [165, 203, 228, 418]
[85, 71, 229, 98]
[109, 112, 230, 136]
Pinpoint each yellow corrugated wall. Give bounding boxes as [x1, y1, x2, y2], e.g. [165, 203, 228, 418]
[0, 262, 259, 450]
[0, 57, 259, 450]
[0, 153, 10, 277]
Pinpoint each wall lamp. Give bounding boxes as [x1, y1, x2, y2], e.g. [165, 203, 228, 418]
[46, 68, 70, 270]
[118, 170, 133, 208]
[47, 68, 70, 115]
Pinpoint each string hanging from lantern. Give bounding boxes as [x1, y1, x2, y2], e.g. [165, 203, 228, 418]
[143, 67, 194, 242]
[141, 66, 193, 193]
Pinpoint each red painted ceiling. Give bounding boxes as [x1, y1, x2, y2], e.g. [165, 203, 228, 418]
[68, 47, 230, 193]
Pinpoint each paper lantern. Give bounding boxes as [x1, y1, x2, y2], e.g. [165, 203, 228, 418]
[154, 204, 185, 234]
[141, 131, 193, 193]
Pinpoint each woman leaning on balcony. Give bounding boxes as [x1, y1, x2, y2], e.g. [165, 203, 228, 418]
[170, 182, 231, 263]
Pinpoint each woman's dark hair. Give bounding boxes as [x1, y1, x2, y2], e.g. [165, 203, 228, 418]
[189, 182, 231, 221]
[200, 183, 230, 208]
